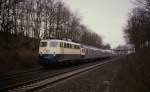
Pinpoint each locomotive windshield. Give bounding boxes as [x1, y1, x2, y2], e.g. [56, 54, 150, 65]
[40, 42, 47, 47]
[50, 41, 59, 47]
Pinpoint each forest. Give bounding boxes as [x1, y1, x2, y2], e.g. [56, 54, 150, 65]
[0, 0, 110, 50]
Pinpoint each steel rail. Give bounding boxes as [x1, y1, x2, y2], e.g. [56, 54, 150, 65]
[9, 58, 115, 92]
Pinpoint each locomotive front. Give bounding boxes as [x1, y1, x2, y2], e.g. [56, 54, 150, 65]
[38, 40, 62, 65]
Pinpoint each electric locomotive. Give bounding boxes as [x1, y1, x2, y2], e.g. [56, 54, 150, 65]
[38, 39, 112, 66]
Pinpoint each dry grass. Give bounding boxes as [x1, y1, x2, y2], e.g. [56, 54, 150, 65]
[111, 48, 150, 92]
[0, 48, 39, 73]
[0, 32, 40, 73]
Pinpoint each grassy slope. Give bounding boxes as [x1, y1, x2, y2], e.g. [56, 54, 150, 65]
[0, 32, 40, 73]
[0, 48, 39, 73]
[111, 48, 150, 92]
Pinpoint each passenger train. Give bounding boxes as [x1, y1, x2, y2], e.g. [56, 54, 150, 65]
[38, 39, 112, 66]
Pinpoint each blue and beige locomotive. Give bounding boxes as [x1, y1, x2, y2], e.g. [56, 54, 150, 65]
[38, 39, 111, 66]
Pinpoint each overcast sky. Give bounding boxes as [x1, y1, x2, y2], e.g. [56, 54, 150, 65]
[63, 0, 133, 48]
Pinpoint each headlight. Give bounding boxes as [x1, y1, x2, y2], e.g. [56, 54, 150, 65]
[46, 50, 50, 53]
[39, 52, 43, 56]
[53, 52, 56, 56]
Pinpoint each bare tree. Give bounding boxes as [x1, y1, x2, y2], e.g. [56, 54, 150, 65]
[0, 0, 105, 49]
[124, 0, 150, 50]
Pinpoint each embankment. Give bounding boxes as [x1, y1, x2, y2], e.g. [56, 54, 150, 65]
[0, 32, 40, 73]
[111, 48, 150, 92]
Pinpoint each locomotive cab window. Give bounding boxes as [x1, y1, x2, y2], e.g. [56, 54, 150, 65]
[40, 42, 47, 47]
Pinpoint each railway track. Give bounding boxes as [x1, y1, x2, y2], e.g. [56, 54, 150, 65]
[0, 67, 45, 91]
[0, 67, 42, 81]
[5, 58, 116, 92]
[0, 57, 117, 92]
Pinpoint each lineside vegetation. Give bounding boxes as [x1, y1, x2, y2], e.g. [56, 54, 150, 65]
[0, 0, 110, 49]
[124, 0, 150, 50]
